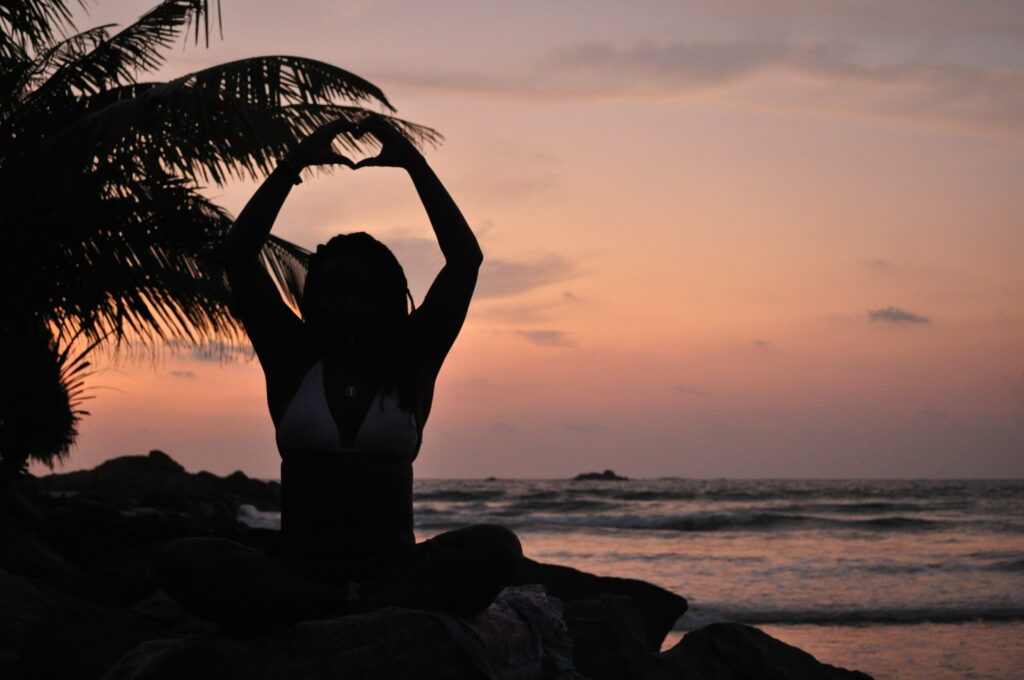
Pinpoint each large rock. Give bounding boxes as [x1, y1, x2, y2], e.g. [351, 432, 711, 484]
[0, 569, 167, 680]
[102, 612, 483, 680]
[1, 564, 873, 680]
[102, 586, 574, 680]
[512, 557, 687, 651]
[27, 450, 281, 517]
[562, 595, 649, 680]
[9, 451, 282, 605]
[649, 623, 874, 680]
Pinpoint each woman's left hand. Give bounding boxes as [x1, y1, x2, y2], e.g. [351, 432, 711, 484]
[287, 119, 358, 168]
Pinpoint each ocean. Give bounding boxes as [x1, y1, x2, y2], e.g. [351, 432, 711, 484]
[239, 478, 1024, 680]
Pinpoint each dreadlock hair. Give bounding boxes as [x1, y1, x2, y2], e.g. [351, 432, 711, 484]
[300, 232, 417, 406]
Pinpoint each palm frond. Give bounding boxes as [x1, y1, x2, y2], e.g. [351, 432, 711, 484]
[1, 24, 109, 114]
[7, 57, 438, 188]
[0, 0, 79, 58]
[19, 0, 213, 117]
[260, 234, 311, 311]
[41, 178, 241, 346]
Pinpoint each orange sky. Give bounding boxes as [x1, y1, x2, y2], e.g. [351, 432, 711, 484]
[42, 0, 1024, 479]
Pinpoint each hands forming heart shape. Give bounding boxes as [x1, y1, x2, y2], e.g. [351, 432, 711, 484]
[286, 115, 422, 172]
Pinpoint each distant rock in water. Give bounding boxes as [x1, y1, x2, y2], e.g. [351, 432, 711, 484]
[574, 469, 630, 481]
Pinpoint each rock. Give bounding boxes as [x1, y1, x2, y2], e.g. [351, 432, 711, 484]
[511, 557, 687, 651]
[28, 450, 281, 515]
[649, 622, 874, 680]
[7, 451, 283, 604]
[0, 569, 167, 680]
[562, 595, 649, 680]
[96, 593, 872, 680]
[102, 586, 572, 680]
[0, 515, 85, 589]
[572, 470, 629, 481]
[102, 614, 479, 680]
[0, 455, 872, 679]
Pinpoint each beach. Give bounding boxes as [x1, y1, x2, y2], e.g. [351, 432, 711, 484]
[242, 477, 1024, 679]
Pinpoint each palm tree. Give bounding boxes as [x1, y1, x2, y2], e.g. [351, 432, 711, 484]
[0, 0, 437, 489]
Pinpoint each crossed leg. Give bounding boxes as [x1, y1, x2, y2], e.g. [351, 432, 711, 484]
[156, 524, 522, 627]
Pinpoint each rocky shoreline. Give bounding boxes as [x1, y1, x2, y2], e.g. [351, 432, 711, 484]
[0, 451, 873, 679]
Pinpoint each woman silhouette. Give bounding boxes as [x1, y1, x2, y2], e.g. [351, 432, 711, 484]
[158, 117, 521, 625]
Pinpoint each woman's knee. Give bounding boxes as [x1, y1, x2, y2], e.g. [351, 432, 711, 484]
[444, 524, 522, 579]
[477, 524, 522, 571]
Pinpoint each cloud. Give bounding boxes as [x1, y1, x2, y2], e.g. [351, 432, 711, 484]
[476, 301, 558, 324]
[868, 306, 931, 324]
[383, 235, 578, 303]
[169, 370, 197, 379]
[516, 329, 576, 347]
[476, 290, 584, 324]
[164, 340, 254, 362]
[477, 254, 578, 299]
[696, 0, 1024, 40]
[383, 40, 1024, 137]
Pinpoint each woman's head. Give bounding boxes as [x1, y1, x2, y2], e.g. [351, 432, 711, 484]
[300, 233, 412, 347]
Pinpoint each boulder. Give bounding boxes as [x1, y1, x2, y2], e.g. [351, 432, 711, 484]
[512, 557, 687, 651]
[0, 569, 167, 680]
[649, 623, 874, 680]
[28, 450, 281, 515]
[102, 586, 574, 680]
[562, 595, 648, 680]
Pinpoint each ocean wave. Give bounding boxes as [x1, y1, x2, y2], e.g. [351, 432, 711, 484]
[413, 489, 506, 502]
[237, 504, 281, 530]
[989, 558, 1024, 572]
[765, 501, 962, 514]
[675, 605, 1024, 629]
[495, 499, 620, 514]
[413, 509, 952, 533]
[540, 479, 1024, 505]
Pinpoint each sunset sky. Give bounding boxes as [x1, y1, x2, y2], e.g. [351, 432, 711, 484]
[44, 0, 1024, 479]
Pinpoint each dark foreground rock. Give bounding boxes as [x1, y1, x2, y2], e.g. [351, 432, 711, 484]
[96, 592, 871, 680]
[650, 623, 874, 680]
[0, 569, 171, 680]
[101, 586, 574, 680]
[0, 451, 874, 679]
[512, 558, 686, 651]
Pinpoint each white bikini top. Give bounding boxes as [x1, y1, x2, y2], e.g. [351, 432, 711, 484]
[275, 359, 420, 460]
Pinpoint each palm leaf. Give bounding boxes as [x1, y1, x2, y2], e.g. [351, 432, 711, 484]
[19, 170, 309, 349]
[7, 57, 439, 188]
[0, 0, 79, 58]
[1, 24, 109, 117]
[260, 234, 311, 311]
[19, 0, 213, 118]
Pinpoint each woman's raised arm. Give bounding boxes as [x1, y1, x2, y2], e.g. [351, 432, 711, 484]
[224, 120, 355, 373]
[355, 117, 483, 372]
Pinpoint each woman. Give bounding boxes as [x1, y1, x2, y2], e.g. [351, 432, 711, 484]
[158, 116, 522, 626]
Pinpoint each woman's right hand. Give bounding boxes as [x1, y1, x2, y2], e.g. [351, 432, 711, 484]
[286, 118, 358, 168]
